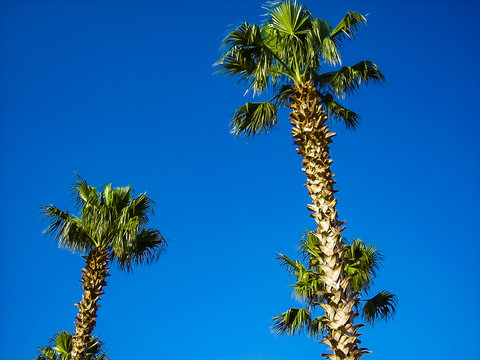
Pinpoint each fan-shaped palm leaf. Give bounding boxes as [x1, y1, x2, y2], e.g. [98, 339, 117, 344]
[344, 239, 382, 292]
[315, 61, 385, 97]
[230, 101, 278, 139]
[329, 11, 367, 45]
[272, 307, 312, 336]
[362, 290, 398, 326]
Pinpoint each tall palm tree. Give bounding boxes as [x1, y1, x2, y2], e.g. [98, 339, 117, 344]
[41, 177, 166, 360]
[35, 331, 109, 360]
[217, 1, 384, 358]
[272, 233, 397, 358]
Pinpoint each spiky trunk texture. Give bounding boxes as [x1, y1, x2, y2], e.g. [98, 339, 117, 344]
[289, 82, 368, 360]
[71, 248, 110, 360]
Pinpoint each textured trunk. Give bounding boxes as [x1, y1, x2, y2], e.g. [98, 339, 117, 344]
[288, 82, 367, 360]
[71, 248, 110, 360]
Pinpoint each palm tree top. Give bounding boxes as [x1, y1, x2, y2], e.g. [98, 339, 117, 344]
[35, 331, 109, 360]
[41, 175, 166, 271]
[217, 0, 385, 138]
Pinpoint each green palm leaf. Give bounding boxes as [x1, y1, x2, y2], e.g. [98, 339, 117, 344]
[272, 307, 312, 335]
[362, 290, 398, 325]
[315, 60, 385, 97]
[344, 239, 383, 292]
[318, 93, 359, 129]
[230, 101, 278, 139]
[41, 206, 93, 253]
[329, 10, 367, 45]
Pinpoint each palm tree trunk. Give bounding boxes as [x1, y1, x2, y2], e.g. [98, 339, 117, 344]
[71, 248, 110, 360]
[289, 82, 367, 360]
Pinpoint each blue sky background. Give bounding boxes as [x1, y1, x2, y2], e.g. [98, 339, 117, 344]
[1, 0, 479, 359]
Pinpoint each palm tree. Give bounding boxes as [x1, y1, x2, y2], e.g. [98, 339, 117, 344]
[272, 233, 397, 358]
[217, 1, 384, 357]
[41, 176, 166, 360]
[35, 331, 109, 360]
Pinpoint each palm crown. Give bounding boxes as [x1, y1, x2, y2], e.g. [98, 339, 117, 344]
[35, 331, 108, 360]
[273, 232, 397, 337]
[218, 0, 385, 138]
[41, 176, 166, 271]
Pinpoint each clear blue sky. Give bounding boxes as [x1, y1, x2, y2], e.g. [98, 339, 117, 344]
[1, 0, 479, 359]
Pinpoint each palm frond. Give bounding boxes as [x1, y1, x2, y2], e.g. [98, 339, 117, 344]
[110, 185, 132, 212]
[318, 93, 359, 129]
[272, 307, 312, 336]
[127, 192, 155, 224]
[267, 0, 312, 38]
[230, 101, 278, 139]
[308, 316, 327, 337]
[316, 60, 385, 97]
[41, 205, 93, 253]
[52, 331, 72, 357]
[115, 228, 166, 271]
[298, 231, 320, 265]
[277, 250, 324, 302]
[307, 19, 340, 66]
[277, 253, 303, 276]
[219, 22, 278, 93]
[293, 270, 323, 301]
[72, 175, 100, 210]
[224, 22, 264, 48]
[35, 347, 57, 360]
[344, 239, 383, 293]
[272, 84, 293, 107]
[362, 290, 397, 326]
[329, 11, 366, 45]
[218, 46, 257, 81]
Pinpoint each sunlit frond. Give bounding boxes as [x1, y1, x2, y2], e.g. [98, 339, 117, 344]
[72, 174, 100, 210]
[35, 347, 57, 360]
[267, 0, 312, 37]
[219, 22, 279, 93]
[344, 239, 383, 292]
[307, 19, 340, 66]
[52, 331, 72, 357]
[362, 290, 397, 326]
[298, 231, 320, 265]
[277, 253, 304, 276]
[329, 11, 367, 45]
[230, 101, 278, 139]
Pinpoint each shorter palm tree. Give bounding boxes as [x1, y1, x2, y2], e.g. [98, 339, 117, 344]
[273, 232, 397, 358]
[41, 176, 166, 360]
[35, 331, 108, 360]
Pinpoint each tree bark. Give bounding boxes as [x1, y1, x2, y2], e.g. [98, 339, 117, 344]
[71, 248, 110, 360]
[289, 82, 367, 360]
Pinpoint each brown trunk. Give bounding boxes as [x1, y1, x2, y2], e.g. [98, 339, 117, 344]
[71, 248, 110, 360]
[288, 82, 368, 360]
